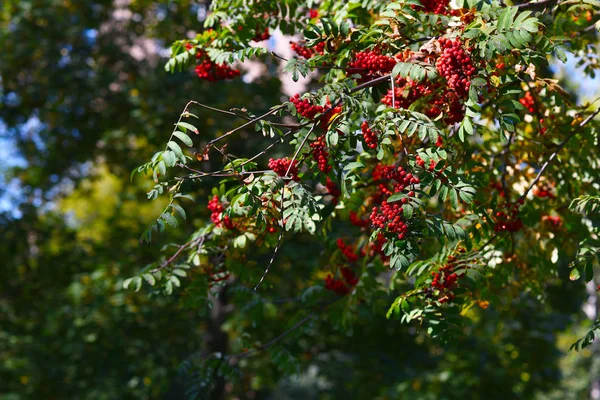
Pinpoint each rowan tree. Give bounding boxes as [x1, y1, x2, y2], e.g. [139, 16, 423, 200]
[127, 0, 600, 396]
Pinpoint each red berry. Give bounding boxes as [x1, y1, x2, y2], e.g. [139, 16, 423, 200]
[194, 49, 240, 82]
[348, 49, 396, 78]
[361, 121, 378, 149]
[290, 41, 325, 59]
[436, 38, 476, 99]
[268, 157, 300, 181]
[310, 136, 332, 173]
[413, 0, 450, 14]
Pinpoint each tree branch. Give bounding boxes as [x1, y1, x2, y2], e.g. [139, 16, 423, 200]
[519, 107, 600, 200]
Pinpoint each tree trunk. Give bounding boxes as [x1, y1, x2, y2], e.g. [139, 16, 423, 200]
[207, 283, 232, 400]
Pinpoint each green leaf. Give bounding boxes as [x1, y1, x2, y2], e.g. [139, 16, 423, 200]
[459, 189, 474, 204]
[471, 77, 487, 87]
[143, 273, 156, 286]
[173, 131, 194, 147]
[162, 151, 176, 167]
[170, 204, 186, 220]
[162, 213, 178, 227]
[167, 141, 184, 157]
[170, 275, 181, 287]
[176, 121, 199, 134]
[174, 193, 195, 202]
[463, 118, 474, 135]
[387, 193, 406, 203]
[157, 161, 166, 177]
[172, 269, 187, 277]
[124, 277, 142, 291]
[555, 46, 568, 63]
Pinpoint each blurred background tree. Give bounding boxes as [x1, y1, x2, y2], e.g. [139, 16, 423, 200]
[0, 1, 599, 399]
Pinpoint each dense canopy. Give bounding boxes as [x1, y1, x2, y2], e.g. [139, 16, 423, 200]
[3, 0, 600, 399]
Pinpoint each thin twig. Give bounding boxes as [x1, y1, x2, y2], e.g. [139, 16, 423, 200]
[151, 235, 205, 274]
[351, 74, 392, 93]
[240, 131, 293, 167]
[188, 100, 238, 117]
[286, 124, 318, 177]
[254, 152, 293, 290]
[207, 104, 287, 146]
[390, 75, 396, 109]
[515, 0, 559, 8]
[254, 219, 284, 291]
[165, 100, 196, 152]
[190, 100, 300, 128]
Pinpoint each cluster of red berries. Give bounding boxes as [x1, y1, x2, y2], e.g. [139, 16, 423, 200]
[310, 136, 332, 172]
[371, 165, 388, 184]
[252, 27, 271, 42]
[341, 267, 359, 286]
[370, 201, 410, 239]
[337, 238, 364, 263]
[369, 165, 420, 239]
[208, 195, 223, 225]
[320, 99, 343, 130]
[494, 203, 524, 233]
[309, 8, 319, 19]
[326, 177, 341, 204]
[430, 256, 461, 303]
[436, 38, 476, 98]
[382, 78, 434, 110]
[350, 211, 369, 228]
[348, 50, 396, 76]
[542, 215, 562, 229]
[413, 0, 450, 14]
[533, 183, 555, 199]
[416, 155, 436, 171]
[519, 91, 536, 113]
[290, 94, 342, 130]
[425, 88, 465, 124]
[361, 121, 378, 149]
[268, 157, 299, 181]
[325, 267, 358, 295]
[374, 165, 420, 191]
[370, 165, 407, 202]
[193, 49, 240, 82]
[207, 195, 234, 229]
[520, 92, 548, 134]
[381, 77, 465, 124]
[252, 27, 270, 42]
[290, 41, 325, 59]
[290, 93, 325, 120]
